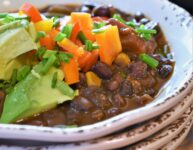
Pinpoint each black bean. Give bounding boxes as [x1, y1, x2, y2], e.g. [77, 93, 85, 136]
[128, 61, 148, 79]
[107, 107, 121, 117]
[83, 2, 98, 10]
[152, 54, 171, 65]
[112, 94, 126, 107]
[92, 110, 104, 121]
[158, 65, 173, 78]
[79, 2, 98, 13]
[140, 75, 156, 88]
[120, 79, 133, 96]
[79, 5, 91, 13]
[113, 73, 124, 84]
[134, 12, 145, 22]
[107, 80, 119, 91]
[92, 62, 113, 79]
[71, 96, 94, 111]
[80, 86, 99, 97]
[92, 6, 111, 17]
[92, 93, 111, 109]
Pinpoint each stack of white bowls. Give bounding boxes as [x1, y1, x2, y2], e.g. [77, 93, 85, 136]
[0, 0, 192, 149]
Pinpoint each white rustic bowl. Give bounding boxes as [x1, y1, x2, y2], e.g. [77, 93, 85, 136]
[0, 89, 192, 150]
[161, 117, 193, 150]
[0, 0, 192, 142]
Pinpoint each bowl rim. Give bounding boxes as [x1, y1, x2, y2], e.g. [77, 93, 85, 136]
[0, 0, 193, 142]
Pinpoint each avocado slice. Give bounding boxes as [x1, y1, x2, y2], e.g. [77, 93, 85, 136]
[0, 23, 37, 80]
[0, 62, 77, 123]
[18, 68, 74, 119]
[0, 21, 22, 33]
[1, 53, 34, 80]
[27, 22, 37, 42]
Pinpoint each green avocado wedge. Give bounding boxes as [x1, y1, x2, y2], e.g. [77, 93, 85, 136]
[0, 61, 77, 124]
[0, 21, 37, 80]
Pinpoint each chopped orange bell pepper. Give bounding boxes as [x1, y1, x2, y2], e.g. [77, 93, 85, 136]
[39, 29, 59, 50]
[71, 13, 92, 30]
[83, 50, 99, 72]
[58, 38, 84, 58]
[78, 51, 92, 69]
[20, 2, 42, 23]
[95, 30, 114, 65]
[84, 29, 95, 42]
[95, 25, 122, 65]
[39, 34, 55, 50]
[78, 49, 99, 72]
[35, 19, 54, 33]
[49, 29, 59, 39]
[71, 12, 95, 41]
[61, 58, 79, 85]
[70, 22, 81, 43]
[106, 26, 122, 54]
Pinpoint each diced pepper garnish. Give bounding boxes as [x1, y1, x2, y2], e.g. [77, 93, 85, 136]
[83, 50, 99, 72]
[58, 38, 84, 58]
[39, 34, 55, 50]
[95, 25, 122, 65]
[35, 19, 54, 33]
[70, 22, 81, 42]
[61, 57, 79, 85]
[71, 12, 95, 41]
[86, 71, 101, 87]
[115, 52, 131, 67]
[20, 2, 42, 23]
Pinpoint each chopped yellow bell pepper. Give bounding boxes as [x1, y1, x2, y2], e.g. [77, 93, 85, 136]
[35, 19, 53, 33]
[115, 52, 131, 67]
[86, 71, 102, 87]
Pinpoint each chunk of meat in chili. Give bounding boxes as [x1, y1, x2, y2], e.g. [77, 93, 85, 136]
[108, 18, 157, 54]
[128, 61, 148, 79]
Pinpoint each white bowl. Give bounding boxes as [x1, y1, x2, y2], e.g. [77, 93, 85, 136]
[1, 90, 192, 149]
[0, 0, 192, 142]
[55, 89, 193, 150]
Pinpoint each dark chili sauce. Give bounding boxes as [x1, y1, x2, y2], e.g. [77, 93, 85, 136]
[0, 3, 174, 127]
